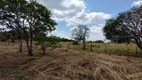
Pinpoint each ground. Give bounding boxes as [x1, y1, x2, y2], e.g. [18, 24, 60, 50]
[61, 42, 142, 57]
[0, 42, 142, 80]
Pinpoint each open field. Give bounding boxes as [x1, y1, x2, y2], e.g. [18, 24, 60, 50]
[1, 0, 142, 80]
[60, 42, 142, 57]
[0, 42, 142, 80]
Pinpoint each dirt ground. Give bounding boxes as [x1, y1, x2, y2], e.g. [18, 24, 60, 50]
[0, 43, 142, 80]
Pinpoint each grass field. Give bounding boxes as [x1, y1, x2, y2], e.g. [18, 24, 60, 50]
[0, 42, 142, 80]
[60, 42, 142, 57]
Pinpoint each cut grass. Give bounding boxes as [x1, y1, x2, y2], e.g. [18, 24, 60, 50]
[0, 42, 142, 80]
[14, 48, 142, 80]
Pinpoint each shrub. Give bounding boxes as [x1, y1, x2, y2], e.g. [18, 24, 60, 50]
[72, 42, 79, 45]
[34, 36, 60, 55]
[95, 40, 104, 43]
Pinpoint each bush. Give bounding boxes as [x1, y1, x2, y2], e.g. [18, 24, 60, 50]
[0, 33, 7, 42]
[72, 42, 79, 45]
[95, 40, 104, 43]
[33, 36, 60, 55]
[13, 70, 27, 80]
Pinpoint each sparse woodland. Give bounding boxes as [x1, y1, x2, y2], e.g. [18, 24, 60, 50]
[0, 0, 142, 80]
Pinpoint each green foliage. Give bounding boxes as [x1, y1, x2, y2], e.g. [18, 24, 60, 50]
[59, 38, 74, 42]
[13, 70, 27, 80]
[0, 32, 7, 42]
[34, 35, 73, 43]
[34, 36, 60, 44]
[0, 0, 57, 55]
[72, 42, 80, 45]
[34, 35, 60, 55]
[34, 36, 48, 43]
[103, 5, 142, 51]
[95, 40, 104, 43]
[103, 18, 130, 43]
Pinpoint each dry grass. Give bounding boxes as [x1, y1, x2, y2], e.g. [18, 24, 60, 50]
[17, 49, 142, 80]
[0, 42, 142, 80]
[61, 42, 142, 57]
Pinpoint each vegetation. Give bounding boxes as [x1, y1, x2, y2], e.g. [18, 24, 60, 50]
[72, 25, 90, 50]
[0, 0, 142, 80]
[34, 36, 60, 55]
[0, 0, 56, 56]
[72, 41, 80, 45]
[94, 40, 104, 43]
[0, 32, 7, 42]
[0, 43, 142, 80]
[103, 5, 142, 52]
[59, 42, 142, 57]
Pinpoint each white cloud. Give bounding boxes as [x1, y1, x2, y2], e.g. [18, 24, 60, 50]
[67, 12, 111, 26]
[132, 0, 142, 6]
[37, 0, 111, 26]
[37, 0, 111, 41]
[88, 25, 105, 41]
[37, 0, 86, 22]
[50, 30, 71, 39]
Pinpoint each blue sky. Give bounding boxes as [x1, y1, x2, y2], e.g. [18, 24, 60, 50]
[86, 0, 134, 16]
[37, 0, 141, 41]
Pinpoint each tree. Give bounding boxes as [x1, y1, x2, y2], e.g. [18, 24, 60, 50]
[103, 5, 142, 51]
[34, 36, 60, 55]
[95, 40, 104, 43]
[0, 32, 7, 42]
[103, 18, 131, 43]
[72, 25, 90, 50]
[8, 29, 24, 52]
[0, 0, 57, 56]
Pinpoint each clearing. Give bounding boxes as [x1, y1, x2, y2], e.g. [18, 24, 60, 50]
[0, 43, 142, 80]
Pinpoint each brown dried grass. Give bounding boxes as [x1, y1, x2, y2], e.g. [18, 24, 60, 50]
[0, 42, 142, 80]
[19, 48, 142, 80]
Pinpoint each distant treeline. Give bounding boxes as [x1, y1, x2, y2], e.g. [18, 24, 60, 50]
[0, 29, 74, 42]
[57, 37, 74, 42]
[88, 40, 104, 43]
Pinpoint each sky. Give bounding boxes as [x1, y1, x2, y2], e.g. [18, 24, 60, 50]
[37, 0, 142, 41]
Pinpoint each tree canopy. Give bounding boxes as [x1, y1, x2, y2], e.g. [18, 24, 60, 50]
[72, 25, 90, 50]
[103, 5, 142, 51]
[0, 0, 57, 56]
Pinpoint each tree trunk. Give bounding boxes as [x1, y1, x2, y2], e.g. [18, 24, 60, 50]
[83, 39, 86, 50]
[4, 42, 6, 46]
[127, 44, 130, 62]
[28, 47, 33, 56]
[19, 40, 22, 53]
[28, 28, 33, 56]
[12, 42, 15, 46]
[135, 39, 142, 54]
[7, 40, 10, 45]
[136, 46, 142, 55]
[25, 40, 33, 56]
[29, 38, 33, 56]
[90, 42, 93, 52]
[42, 48, 46, 55]
[140, 48, 142, 54]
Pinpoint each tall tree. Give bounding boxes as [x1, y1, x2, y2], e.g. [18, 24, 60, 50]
[72, 25, 90, 50]
[0, 0, 57, 56]
[103, 18, 131, 43]
[103, 5, 142, 51]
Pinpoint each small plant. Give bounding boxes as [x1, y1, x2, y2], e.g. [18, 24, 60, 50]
[72, 41, 80, 45]
[13, 70, 27, 80]
[34, 36, 60, 55]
